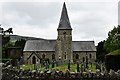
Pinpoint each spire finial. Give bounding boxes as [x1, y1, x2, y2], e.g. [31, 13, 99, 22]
[57, 2, 72, 30]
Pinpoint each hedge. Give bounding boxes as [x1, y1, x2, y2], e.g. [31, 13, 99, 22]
[105, 50, 120, 71]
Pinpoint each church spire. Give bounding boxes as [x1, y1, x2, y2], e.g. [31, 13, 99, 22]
[58, 2, 72, 30]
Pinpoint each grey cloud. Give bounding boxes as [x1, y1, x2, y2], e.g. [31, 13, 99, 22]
[1, 2, 117, 45]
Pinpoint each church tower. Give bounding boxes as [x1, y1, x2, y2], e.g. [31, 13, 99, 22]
[56, 2, 73, 63]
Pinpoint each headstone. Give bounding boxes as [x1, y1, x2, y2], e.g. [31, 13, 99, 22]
[34, 64, 37, 70]
[117, 70, 120, 79]
[96, 69, 101, 78]
[76, 61, 79, 72]
[46, 61, 49, 69]
[52, 61, 55, 68]
[109, 69, 117, 79]
[65, 69, 70, 77]
[86, 56, 88, 69]
[88, 70, 92, 78]
[81, 63, 84, 72]
[20, 56, 23, 65]
[68, 60, 70, 70]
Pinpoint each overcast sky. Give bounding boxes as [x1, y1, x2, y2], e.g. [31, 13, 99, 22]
[0, 0, 119, 45]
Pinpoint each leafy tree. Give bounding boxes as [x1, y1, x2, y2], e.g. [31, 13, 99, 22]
[2, 35, 10, 45]
[1, 27, 14, 58]
[14, 39, 26, 49]
[96, 40, 107, 62]
[2, 36, 14, 58]
[104, 25, 120, 53]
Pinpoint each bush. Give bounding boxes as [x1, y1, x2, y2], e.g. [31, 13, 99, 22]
[105, 50, 120, 71]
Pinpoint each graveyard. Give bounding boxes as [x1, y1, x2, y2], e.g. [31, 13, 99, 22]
[20, 63, 96, 72]
[1, 60, 120, 80]
[1, 1, 120, 80]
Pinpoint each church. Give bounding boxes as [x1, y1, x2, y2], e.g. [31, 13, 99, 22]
[23, 3, 96, 64]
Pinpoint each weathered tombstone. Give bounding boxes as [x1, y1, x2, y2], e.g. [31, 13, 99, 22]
[44, 61, 47, 69]
[83, 63, 86, 71]
[76, 61, 79, 72]
[89, 61, 92, 68]
[36, 62, 39, 70]
[68, 60, 70, 70]
[19, 56, 23, 65]
[96, 69, 101, 78]
[65, 69, 70, 78]
[86, 56, 88, 69]
[43, 60, 46, 67]
[109, 69, 117, 79]
[17, 61, 20, 69]
[52, 60, 55, 68]
[88, 70, 92, 78]
[81, 63, 84, 72]
[46, 61, 49, 69]
[117, 70, 120, 79]
[34, 64, 37, 70]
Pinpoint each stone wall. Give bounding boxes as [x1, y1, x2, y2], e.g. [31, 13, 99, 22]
[56, 29, 73, 63]
[73, 51, 96, 63]
[23, 51, 55, 64]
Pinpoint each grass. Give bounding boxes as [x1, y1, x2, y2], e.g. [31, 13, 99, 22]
[20, 63, 96, 72]
[107, 49, 120, 55]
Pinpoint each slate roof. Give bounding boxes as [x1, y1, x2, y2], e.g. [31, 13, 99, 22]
[72, 41, 96, 51]
[24, 40, 56, 51]
[24, 40, 96, 52]
[58, 2, 72, 30]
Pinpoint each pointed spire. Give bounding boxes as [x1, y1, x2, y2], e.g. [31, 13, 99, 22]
[58, 2, 72, 30]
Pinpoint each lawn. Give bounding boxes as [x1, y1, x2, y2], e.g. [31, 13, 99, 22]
[20, 63, 96, 72]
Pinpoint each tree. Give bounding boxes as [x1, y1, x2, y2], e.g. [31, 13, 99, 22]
[104, 25, 120, 53]
[14, 39, 26, 49]
[1, 27, 14, 58]
[3, 28, 13, 34]
[96, 40, 107, 62]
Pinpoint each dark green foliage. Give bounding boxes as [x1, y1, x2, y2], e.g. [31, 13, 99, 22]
[2, 27, 14, 58]
[2, 35, 10, 45]
[104, 25, 120, 53]
[97, 25, 120, 62]
[2, 35, 13, 58]
[14, 39, 26, 49]
[105, 52, 120, 71]
[96, 40, 107, 62]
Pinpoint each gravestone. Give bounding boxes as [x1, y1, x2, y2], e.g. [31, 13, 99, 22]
[68, 60, 70, 70]
[76, 61, 79, 72]
[52, 60, 55, 68]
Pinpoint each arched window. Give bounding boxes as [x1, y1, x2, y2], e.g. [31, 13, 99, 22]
[42, 54, 45, 59]
[52, 54, 55, 60]
[32, 56, 36, 64]
[89, 54, 92, 59]
[76, 54, 79, 59]
[83, 57, 85, 62]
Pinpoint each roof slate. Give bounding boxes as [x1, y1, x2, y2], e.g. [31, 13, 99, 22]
[24, 40, 96, 52]
[24, 40, 56, 51]
[58, 2, 72, 30]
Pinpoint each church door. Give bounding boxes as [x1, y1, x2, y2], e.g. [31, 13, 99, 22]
[32, 56, 36, 64]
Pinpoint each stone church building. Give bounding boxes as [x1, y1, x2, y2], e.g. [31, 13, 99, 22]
[23, 3, 96, 64]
